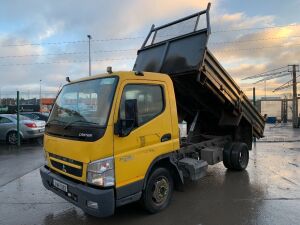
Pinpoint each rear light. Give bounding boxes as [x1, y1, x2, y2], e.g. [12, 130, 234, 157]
[25, 123, 37, 128]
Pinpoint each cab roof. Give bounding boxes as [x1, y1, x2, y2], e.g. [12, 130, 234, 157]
[68, 71, 172, 84]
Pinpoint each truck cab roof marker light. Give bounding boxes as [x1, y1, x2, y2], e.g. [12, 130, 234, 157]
[134, 71, 144, 76]
[107, 66, 113, 74]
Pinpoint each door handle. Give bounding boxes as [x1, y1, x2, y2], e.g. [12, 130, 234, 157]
[161, 133, 171, 142]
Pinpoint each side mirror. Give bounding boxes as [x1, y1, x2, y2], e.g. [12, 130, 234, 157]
[114, 99, 138, 137]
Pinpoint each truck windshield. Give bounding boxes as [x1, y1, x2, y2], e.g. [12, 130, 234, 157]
[48, 77, 118, 127]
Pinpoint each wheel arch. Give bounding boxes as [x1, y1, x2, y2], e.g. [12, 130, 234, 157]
[234, 117, 253, 150]
[143, 153, 184, 191]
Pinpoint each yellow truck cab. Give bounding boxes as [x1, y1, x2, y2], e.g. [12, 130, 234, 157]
[41, 71, 181, 216]
[40, 4, 265, 217]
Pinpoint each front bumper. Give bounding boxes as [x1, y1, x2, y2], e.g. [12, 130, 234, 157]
[40, 166, 115, 217]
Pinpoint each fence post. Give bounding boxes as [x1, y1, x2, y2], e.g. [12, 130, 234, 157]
[17, 91, 21, 146]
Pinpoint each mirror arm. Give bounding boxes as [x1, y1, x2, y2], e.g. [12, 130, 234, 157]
[114, 119, 137, 137]
[114, 121, 120, 136]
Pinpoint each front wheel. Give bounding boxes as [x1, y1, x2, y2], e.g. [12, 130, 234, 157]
[141, 167, 174, 214]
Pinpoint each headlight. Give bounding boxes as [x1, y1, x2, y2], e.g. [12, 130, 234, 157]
[87, 157, 115, 187]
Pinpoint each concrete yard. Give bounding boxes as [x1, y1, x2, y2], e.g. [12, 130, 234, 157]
[0, 124, 299, 225]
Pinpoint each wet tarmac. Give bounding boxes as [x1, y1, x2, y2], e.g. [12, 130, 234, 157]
[0, 124, 299, 225]
[0, 142, 43, 187]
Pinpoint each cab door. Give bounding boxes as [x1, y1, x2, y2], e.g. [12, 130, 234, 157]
[113, 80, 174, 189]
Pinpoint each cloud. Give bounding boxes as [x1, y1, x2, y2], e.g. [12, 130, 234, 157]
[0, 0, 215, 94]
[206, 9, 300, 98]
[0, 0, 215, 39]
[106, 0, 216, 36]
[0, 0, 299, 100]
[37, 22, 65, 41]
[218, 13, 274, 29]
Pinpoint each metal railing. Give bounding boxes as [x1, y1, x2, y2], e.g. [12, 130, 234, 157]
[141, 3, 211, 48]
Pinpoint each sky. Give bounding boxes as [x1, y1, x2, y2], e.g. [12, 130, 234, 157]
[0, 0, 300, 98]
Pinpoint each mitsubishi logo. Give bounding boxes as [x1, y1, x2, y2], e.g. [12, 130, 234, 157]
[62, 164, 67, 173]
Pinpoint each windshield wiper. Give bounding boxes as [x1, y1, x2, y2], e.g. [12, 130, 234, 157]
[63, 120, 100, 129]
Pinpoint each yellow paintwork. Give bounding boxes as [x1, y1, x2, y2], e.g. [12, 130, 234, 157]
[44, 71, 180, 187]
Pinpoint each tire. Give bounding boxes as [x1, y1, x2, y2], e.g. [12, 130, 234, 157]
[223, 142, 233, 169]
[141, 167, 174, 214]
[231, 142, 249, 171]
[6, 131, 19, 145]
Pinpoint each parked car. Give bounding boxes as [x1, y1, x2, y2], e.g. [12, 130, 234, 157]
[0, 114, 45, 144]
[20, 112, 49, 122]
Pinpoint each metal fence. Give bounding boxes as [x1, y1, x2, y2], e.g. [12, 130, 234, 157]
[1, 90, 299, 121]
[0, 90, 58, 113]
[256, 98, 300, 122]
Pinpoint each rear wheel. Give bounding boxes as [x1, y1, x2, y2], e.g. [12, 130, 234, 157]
[223, 142, 249, 171]
[141, 167, 174, 214]
[223, 142, 233, 169]
[6, 131, 19, 145]
[231, 143, 249, 170]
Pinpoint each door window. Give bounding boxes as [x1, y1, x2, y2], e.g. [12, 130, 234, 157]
[120, 84, 164, 126]
[0, 117, 12, 124]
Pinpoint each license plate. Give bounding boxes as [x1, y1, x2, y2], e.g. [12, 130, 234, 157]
[39, 129, 45, 133]
[53, 179, 68, 192]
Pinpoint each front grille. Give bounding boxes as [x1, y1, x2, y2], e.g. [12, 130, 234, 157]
[49, 153, 82, 166]
[49, 153, 83, 177]
[50, 160, 83, 177]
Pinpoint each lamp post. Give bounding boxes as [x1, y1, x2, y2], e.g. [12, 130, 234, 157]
[87, 35, 92, 76]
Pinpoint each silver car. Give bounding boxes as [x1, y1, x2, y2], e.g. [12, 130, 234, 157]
[0, 114, 45, 144]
